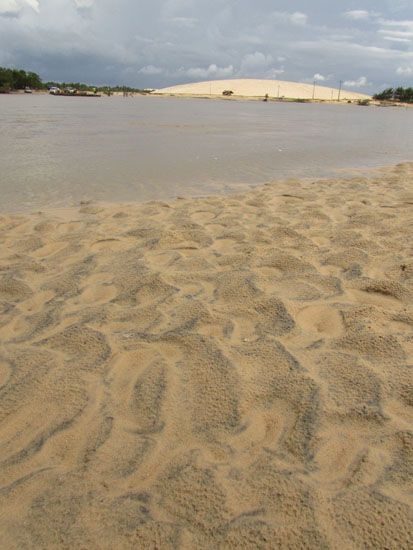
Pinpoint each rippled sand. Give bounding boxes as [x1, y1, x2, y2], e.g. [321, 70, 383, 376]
[0, 164, 412, 548]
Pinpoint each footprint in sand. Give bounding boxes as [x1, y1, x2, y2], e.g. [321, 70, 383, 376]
[0, 276, 33, 303]
[296, 304, 343, 337]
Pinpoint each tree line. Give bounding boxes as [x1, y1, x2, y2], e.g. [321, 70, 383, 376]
[373, 87, 413, 103]
[0, 67, 43, 91]
[0, 66, 149, 94]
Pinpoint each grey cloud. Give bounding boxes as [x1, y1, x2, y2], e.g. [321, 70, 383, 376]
[396, 65, 413, 74]
[185, 64, 234, 79]
[138, 65, 164, 75]
[0, 10, 19, 18]
[0, 1, 412, 92]
[240, 52, 274, 74]
[344, 76, 369, 87]
[270, 11, 308, 26]
[74, 0, 94, 6]
[0, 0, 39, 17]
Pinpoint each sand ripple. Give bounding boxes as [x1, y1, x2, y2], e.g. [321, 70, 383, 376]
[0, 164, 412, 548]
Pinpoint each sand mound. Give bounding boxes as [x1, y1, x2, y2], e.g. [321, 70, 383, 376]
[0, 164, 412, 548]
[155, 78, 371, 101]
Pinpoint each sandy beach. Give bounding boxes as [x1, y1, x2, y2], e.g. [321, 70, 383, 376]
[0, 163, 412, 548]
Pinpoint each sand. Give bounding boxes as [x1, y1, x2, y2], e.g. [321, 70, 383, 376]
[0, 163, 412, 548]
[155, 78, 371, 101]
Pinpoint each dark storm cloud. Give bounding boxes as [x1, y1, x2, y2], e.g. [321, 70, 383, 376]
[0, 0, 412, 91]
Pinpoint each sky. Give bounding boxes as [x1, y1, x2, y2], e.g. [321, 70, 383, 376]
[0, 0, 412, 92]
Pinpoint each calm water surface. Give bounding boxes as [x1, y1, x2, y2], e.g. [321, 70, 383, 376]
[1, 94, 412, 212]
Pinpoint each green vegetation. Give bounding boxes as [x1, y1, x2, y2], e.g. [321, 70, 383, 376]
[0, 66, 150, 94]
[373, 87, 413, 103]
[0, 67, 43, 92]
[45, 82, 149, 94]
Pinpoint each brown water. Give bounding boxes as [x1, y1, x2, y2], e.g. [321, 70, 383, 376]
[1, 94, 412, 212]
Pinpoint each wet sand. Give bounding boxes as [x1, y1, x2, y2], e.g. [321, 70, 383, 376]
[0, 164, 412, 548]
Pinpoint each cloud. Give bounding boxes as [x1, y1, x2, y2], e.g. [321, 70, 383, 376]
[25, 0, 39, 11]
[271, 11, 308, 27]
[290, 12, 307, 26]
[294, 39, 413, 61]
[73, 0, 94, 15]
[0, 0, 19, 17]
[313, 73, 326, 81]
[383, 36, 411, 43]
[0, 2, 411, 91]
[396, 66, 413, 75]
[185, 64, 234, 79]
[266, 67, 285, 78]
[162, 0, 195, 18]
[138, 65, 164, 75]
[378, 20, 413, 45]
[344, 76, 368, 87]
[378, 29, 413, 38]
[240, 52, 273, 73]
[344, 10, 371, 21]
[380, 19, 413, 28]
[238, 52, 285, 79]
[169, 16, 197, 27]
[0, 0, 38, 16]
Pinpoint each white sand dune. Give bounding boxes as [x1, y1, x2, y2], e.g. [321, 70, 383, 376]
[0, 164, 412, 548]
[155, 78, 371, 101]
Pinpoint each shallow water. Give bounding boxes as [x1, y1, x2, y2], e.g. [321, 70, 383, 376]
[1, 94, 412, 212]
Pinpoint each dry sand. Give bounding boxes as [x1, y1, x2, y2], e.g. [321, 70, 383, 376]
[0, 164, 412, 548]
[155, 78, 371, 101]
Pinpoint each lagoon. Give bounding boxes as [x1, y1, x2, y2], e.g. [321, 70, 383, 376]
[1, 94, 412, 211]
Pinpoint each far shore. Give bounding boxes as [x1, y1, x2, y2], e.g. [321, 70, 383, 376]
[4, 88, 412, 107]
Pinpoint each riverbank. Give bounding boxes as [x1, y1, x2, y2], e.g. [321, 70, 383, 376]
[6, 88, 413, 107]
[0, 163, 412, 547]
[151, 92, 413, 108]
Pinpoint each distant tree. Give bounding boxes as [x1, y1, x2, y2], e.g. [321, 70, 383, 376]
[373, 88, 394, 101]
[0, 66, 151, 94]
[395, 87, 413, 102]
[0, 67, 45, 90]
[26, 71, 43, 89]
[373, 87, 413, 103]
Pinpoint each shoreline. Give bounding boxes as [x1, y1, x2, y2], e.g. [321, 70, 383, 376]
[156, 94, 413, 108]
[1, 163, 409, 217]
[4, 89, 413, 107]
[1, 162, 412, 547]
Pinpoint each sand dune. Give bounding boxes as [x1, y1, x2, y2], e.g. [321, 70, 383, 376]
[155, 78, 371, 101]
[0, 164, 412, 548]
